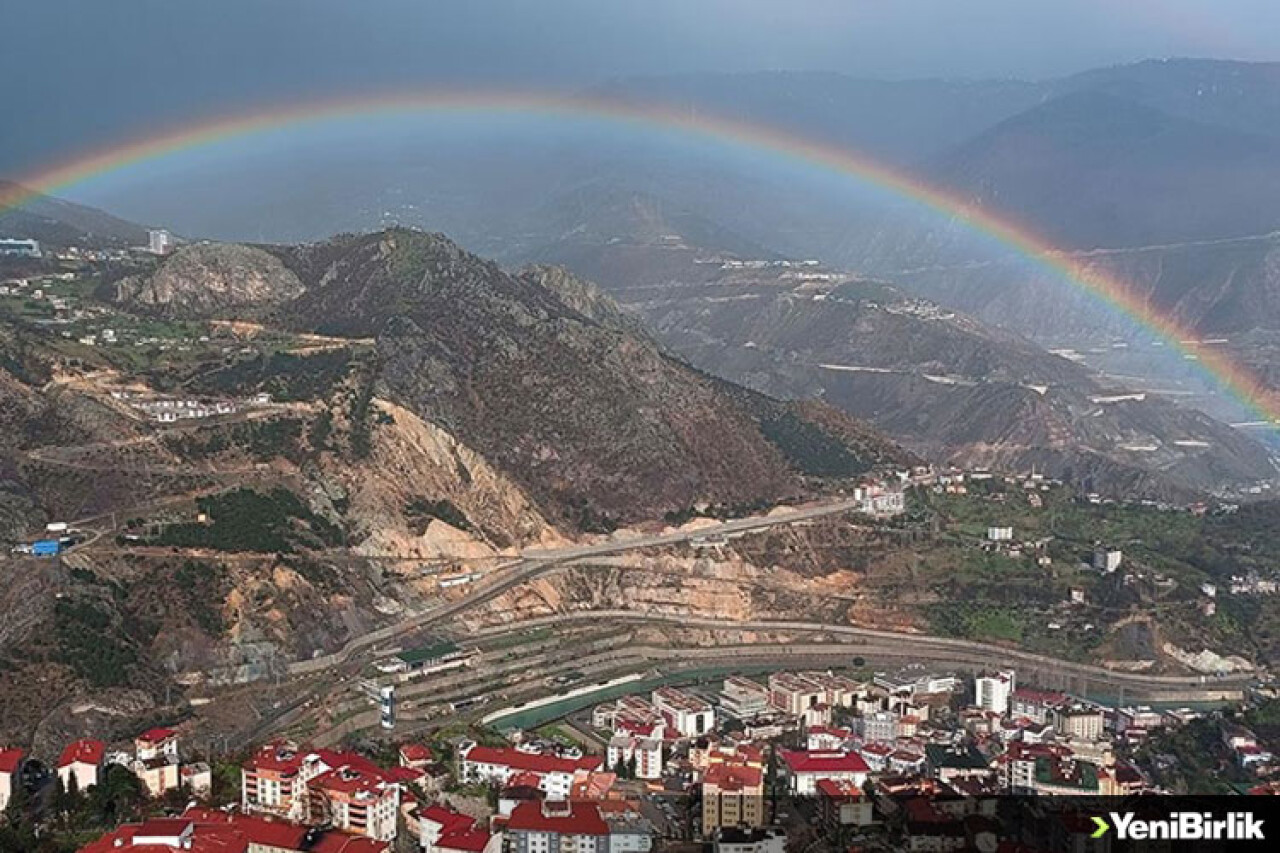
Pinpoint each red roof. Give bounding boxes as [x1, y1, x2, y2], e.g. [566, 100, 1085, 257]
[438, 829, 492, 852]
[507, 800, 608, 836]
[79, 808, 388, 853]
[243, 741, 305, 775]
[59, 739, 105, 768]
[816, 778, 865, 799]
[420, 804, 476, 836]
[400, 743, 433, 763]
[0, 748, 23, 774]
[780, 749, 870, 774]
[462, 745, 601, 776]
[702, 762, 763, 791]
[138, 728, 177, 744]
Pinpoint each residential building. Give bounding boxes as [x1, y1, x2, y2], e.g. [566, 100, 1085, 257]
[652, 687, 714, 738]
[506, 800, 609, 853]
[806, 726, 851, 751]
[1009, 688, 1068, 724]
[307, 763, 401, 841]
[778, 750, 870, 795]
[1093, 547, 1123, 573]
[400, 743, 434, 771]
[458, 743, 602, 800]
[598, 802, 655, 853]
[242, 741, 313, 820]
[816, 778, 873, 827]
[606, 735, 663, 780]
[0, 748, 22, 812]
[76, 807, 389, 852]
[134, 728, 180, 763]
[59, 739, 105, 792]
[1053, 704, 1105, 741]
[0, 239, 40, 258]
[924, 744, 991, 784]
[134, 758, 180, 798]
[701, 763, 765, 836]
[148, 229, 173, 255]
[180, 762, 212, 798]
[417, 802, 479, 853]
[857, 710, 898, 744]
[974, 671, 1015, 716]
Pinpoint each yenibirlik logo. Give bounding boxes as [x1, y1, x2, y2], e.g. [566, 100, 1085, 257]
[1092, 811, 1265, 842]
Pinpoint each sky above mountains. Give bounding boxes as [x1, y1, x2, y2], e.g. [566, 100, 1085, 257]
[4, 0, 1278, 177]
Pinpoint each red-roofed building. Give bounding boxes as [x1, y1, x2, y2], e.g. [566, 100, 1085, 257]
[779, 750, 869, 795]
[135, 728, 179, 762]
[806, 726, 852, 751]
[413, 803, 494, 853]
[76, 807, 391, 852]
[458, 743, 602, 800]
[0, 747, 24, 812]
[242, 742, 405, 840]
[507, 800, 608, 852]
[308, 764, 401, 841]
[399, 743, 434, 770]
[816, 778, 873, 828]
[59, 739, 105, 792]
[701, 763, 765, 836]
[1009, 688, 1069, 725]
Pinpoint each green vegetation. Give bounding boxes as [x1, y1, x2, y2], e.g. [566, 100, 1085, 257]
[563, 497, 618, 534]
[150, 487, 344, 553]
[186, 347, 359, 401]
[173, 560, 228, 634]
[758, 411, 870, 478]
[166, 418, 306, 463]
[52, 599, 137, 688]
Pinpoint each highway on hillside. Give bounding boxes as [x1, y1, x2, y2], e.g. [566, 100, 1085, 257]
[286, 495, 871, 675]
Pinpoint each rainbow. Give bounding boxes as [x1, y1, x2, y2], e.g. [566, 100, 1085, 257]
[2, 89, 1277, 425]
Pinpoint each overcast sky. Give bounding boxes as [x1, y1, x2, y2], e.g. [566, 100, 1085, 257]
[4, 0, 1278, 175]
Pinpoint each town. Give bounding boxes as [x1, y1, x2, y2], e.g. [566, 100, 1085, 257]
[3, 656, 1279, 852]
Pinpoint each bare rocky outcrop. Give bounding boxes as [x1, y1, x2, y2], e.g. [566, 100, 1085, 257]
[114, 243, 305, 318]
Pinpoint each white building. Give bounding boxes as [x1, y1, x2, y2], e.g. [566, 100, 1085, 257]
[458, 743, 602, 800]
[607, 736, 663, 780]
[58, 739, 105, 792]
[149, 229, 174, 255]
[1093, 547, 1123, 573]
[975, 671, 1016, 716]
[652, 687, 714, 738]
[779, 750, 870, 795]
[0, 748, 22, 812]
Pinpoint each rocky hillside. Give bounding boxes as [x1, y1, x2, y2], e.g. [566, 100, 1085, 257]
[270, 229, 903, 524]
[563, 251, 1277, 498]
[113, 243, 305, 318]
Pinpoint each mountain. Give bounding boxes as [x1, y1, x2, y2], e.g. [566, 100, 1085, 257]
[263, 229, 902, 523]
[928, 90, 1280, 250]
[0, 181, 151, 248]
[1055, 59, 1280, 141]
[525, 221, 1277, 498]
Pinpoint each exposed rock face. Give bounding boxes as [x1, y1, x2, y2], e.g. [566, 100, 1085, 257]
[516, 264, 649, 337]
[115, 243, 305, 318]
